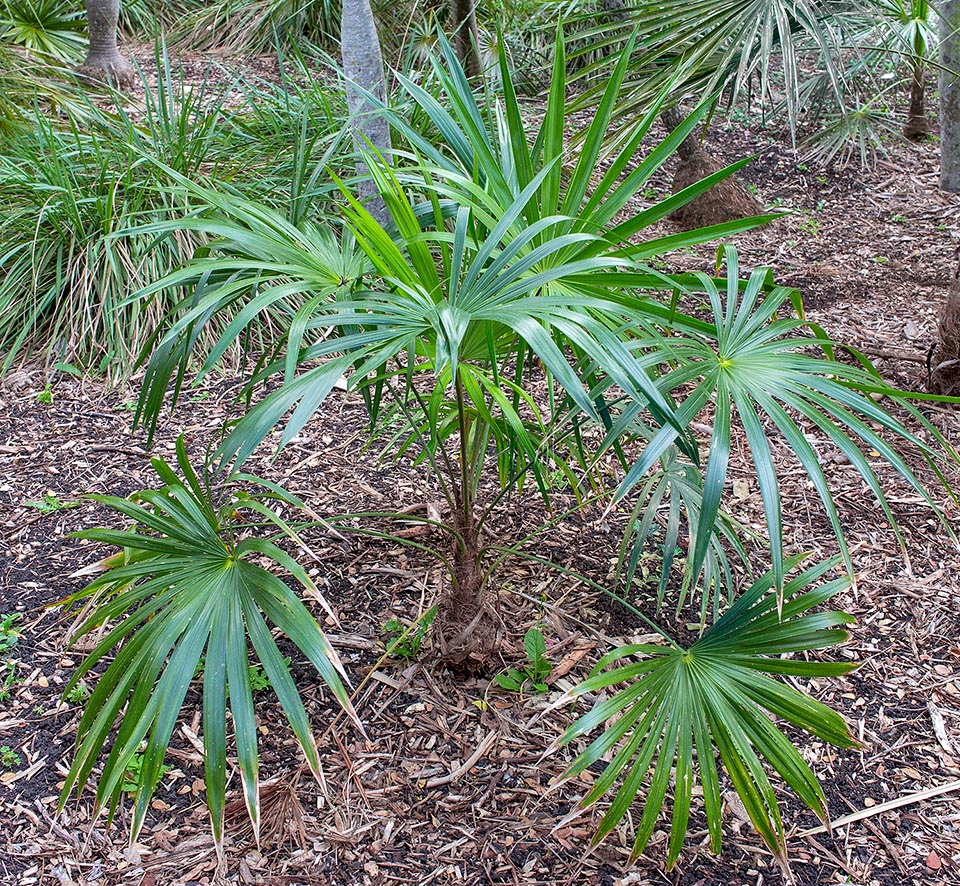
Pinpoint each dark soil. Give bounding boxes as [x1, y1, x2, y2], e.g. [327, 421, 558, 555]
[1, 48, 959, 886]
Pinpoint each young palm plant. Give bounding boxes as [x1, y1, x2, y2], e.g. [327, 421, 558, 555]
[130, 28, 772, 663]
[68, 26, 956, 867]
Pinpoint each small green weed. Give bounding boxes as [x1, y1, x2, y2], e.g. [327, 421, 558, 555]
[0, 663, 22, 702]
[382, 607, 437, 660]
[194, 655, 290, 692]
[494, 627, 553, 694]
[248, 659, 290, 693]
[65, 681, 89, 704]
[796, 162, 808, 172]
[0, 614, 22, 654]
[35, 385, 53, 404]
[799, 215, 820, 236]
[24, 493, 79, 515]
[121, 753, 172, 793]
[0, 746, 21, 768]
[872, 255, 890, 264]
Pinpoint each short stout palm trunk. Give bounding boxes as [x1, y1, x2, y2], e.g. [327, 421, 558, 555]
[436, 518, 497, 670]
[660, 106, 762, 230]
[77, 0, 134, 89]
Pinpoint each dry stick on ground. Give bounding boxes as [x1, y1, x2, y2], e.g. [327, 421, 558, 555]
[839, 797, 908, 875]
[797, 778, 960, 838]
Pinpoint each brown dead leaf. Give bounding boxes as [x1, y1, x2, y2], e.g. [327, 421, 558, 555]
[549, 643, 595, 681]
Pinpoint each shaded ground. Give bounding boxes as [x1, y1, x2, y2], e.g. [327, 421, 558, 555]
[1, 49, 960, 886]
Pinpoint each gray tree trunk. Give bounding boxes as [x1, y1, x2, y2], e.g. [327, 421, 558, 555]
[341, 0, 392, 228]
[940, 1, 960, 191]
[77, 0, 134, 89]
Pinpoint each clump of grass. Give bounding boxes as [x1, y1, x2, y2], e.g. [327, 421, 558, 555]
[0, 42, 352, 378]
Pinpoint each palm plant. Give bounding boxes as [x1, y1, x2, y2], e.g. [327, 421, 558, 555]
[0, 0, 85, 61]
[569, 0, 848, 147]
[131, 28, 772, 661]
[568, 0, 941, 163]
[66, 27, 957, 865]
[173, 0, 341, 52]
[841, 0, 937, 138]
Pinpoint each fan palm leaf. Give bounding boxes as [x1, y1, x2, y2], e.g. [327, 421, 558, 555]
[59, 438, 356, 846]
[561, 555, 858, 866]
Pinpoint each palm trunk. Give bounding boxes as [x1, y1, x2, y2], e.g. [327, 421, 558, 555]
[341, 0, 393, 228]
[903, 62, 930, 140]
[77, 0, 134, 89]
[435, 372, 496, 669]
[660, 105, 762, 230]
[450, 0, 481, 79]
[929, 252, 960, 394]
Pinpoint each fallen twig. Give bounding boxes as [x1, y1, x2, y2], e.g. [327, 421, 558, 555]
[797, 779, 960, 838]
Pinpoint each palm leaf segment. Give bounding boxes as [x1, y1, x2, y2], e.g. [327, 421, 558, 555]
[561, 555, 858, 866]
[60, 439, 356, 846]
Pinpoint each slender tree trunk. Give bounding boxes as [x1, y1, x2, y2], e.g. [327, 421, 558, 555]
[77, 0, 134, 89]
[341, 0, 392, 227]
[450, 0, 481, 79]
[660, 105, 762, 230]
[940, 0, 960, 191]
[904, 62, 930, 139]
[435, 374, 497, 669]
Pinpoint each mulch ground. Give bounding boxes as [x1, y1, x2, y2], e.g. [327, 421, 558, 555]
[1, 48, 960, 886]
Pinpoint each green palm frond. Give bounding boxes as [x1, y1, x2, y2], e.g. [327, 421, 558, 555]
[59, 437, 356, 845]
[569, 0, 848, 142]
[0, 0, 85, 61]
[615, 445, 754, 623]
[613, 246, 955, 595]
[561, 555, 858, 866]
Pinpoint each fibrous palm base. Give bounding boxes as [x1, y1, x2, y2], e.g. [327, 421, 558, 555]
[929, 273, 960, 396]
[76, 54, 135, 90]
[224, 775, 307, 849]
[903, 73, 930, 141]
[436, 543, 498, 670]
[669, 151, 763, 230]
